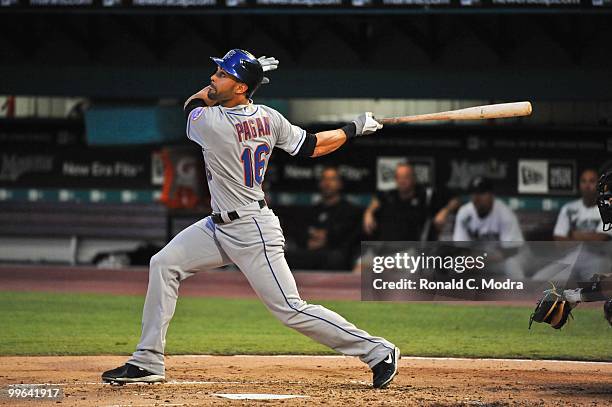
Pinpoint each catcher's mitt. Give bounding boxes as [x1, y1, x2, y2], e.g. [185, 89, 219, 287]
[604, 299, 612, 327]
[529, 285, 574, 330]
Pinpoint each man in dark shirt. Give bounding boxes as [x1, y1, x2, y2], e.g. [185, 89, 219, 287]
[363, 162, 458, 241]
[286, 166, 362, 270]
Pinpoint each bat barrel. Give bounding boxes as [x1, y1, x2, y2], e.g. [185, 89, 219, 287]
[379, 101, 532, 125]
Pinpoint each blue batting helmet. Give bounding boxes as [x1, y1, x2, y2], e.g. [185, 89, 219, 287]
[211, 49, 264, 98]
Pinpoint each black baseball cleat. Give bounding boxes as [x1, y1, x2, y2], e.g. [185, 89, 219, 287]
[372, 347, 400, 389]
[102, 363, 165, 385]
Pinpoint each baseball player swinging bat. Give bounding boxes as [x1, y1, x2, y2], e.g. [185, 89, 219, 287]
[100, 47, 535, 390]
[101, 49, 400, 390]
[378, 101, 532, 125]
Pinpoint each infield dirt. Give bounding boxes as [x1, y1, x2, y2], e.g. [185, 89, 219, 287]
[1, 355, 611, 406]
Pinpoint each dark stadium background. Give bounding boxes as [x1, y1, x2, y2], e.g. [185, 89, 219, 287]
[1, 4, 611, 266]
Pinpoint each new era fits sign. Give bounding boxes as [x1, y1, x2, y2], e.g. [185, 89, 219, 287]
[518, 159, 575, 195]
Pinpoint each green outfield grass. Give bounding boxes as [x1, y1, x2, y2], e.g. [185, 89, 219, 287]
[0, 291, 609, 360]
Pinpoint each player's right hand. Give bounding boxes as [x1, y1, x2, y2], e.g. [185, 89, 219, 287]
[353, 112, 383, 136]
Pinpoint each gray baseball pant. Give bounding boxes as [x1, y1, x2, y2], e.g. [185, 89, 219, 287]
[128, 205, 394, 375]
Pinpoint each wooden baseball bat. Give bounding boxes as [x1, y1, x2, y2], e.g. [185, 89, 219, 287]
[378, 101, 532, 125]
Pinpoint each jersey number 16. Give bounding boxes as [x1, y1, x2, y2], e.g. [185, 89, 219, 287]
[240, 143, 270, 188]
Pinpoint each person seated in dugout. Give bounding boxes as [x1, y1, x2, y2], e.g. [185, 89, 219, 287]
[453, 176, 524, 242]
[285, 166, 362, 271]
[553, 168, 612, 241]
[363, 162, 459, 242]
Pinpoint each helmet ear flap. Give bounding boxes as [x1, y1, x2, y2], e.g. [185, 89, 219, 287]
[239, 59, 264, 98]
[240, 59, 255, 70]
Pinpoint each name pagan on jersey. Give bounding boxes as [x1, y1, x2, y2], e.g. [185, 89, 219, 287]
[234, 116, 272, 142]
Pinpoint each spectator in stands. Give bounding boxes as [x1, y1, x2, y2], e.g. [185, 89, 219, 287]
[553, 168, 611, 241]
[285, 166, 362, 270]
[453, 176, 524, 242]
[363, 162, 459, 241]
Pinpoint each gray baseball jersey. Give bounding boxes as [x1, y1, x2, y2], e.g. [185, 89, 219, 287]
[127, 101, 395, 376]
[553, 199, 612, 237]
[453, 199, 524, 242]
[186, 103, 306, 212]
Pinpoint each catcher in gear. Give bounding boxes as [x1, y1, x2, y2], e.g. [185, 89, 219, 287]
[530, 169, 612, 329]
[598, 170, 612, 326]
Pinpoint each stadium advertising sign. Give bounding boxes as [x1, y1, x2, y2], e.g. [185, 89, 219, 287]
[518, 159, 576, 195]
[0, 147, 153, 188]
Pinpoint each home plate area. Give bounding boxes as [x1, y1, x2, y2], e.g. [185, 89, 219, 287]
[1, 355, 611, 406]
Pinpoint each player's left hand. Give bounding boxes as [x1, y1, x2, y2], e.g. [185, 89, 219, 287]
[258, 56, 279, 84]
[353, 112, 383, 136]
[528, 285, 575, 329]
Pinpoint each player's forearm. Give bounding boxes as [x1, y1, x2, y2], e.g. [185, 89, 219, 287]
[432, 208, 450, 231]
[184, 86, 215, 108]
[311, 129, 348, 157]
[433, 198, 460, 231]
[365, 198, 380, 216]
[308, 113, 383, 157]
